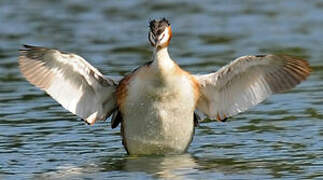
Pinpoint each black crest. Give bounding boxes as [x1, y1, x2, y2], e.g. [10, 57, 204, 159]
[149, 18, 170, 36]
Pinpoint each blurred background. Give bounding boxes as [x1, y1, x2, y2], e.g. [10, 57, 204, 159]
[0, 0, 322, 179]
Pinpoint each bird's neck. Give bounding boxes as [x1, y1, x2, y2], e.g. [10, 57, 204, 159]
[152, 47, 175, 72]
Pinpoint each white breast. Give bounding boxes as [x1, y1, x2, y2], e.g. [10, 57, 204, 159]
[121, 67, 197, 155]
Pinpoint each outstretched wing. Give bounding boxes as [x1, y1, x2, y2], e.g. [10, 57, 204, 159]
[194, 55, 311, 121]
[19, 45, 118, 124]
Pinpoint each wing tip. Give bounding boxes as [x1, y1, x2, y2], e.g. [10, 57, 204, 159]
[19, 44, 36, 52]
[285, 55, 312, 79]
[19, 44, 51, 54]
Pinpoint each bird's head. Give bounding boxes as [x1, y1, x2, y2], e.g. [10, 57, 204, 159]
[148, 18, 172, 49]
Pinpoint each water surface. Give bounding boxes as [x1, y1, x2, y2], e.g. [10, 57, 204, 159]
[0, 0, 322, 179]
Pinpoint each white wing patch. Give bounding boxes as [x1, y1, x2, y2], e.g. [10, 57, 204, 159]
[19, 45, 117, 124]
[194, 55, 311, 121]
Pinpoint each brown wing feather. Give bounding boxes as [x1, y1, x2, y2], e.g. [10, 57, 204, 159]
[194, 54, 311, 121]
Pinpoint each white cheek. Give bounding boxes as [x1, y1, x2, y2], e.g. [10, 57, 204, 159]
[159, 28, 169, 45]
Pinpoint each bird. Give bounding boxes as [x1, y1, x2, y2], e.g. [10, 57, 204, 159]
[19, 18, 311, 155]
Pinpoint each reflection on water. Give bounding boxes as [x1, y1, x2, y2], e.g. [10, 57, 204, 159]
[1, 0, 323, 179]
[36, 154, 198, 179]
[109, 154, 198, 179]
[35, 153, 280, 179]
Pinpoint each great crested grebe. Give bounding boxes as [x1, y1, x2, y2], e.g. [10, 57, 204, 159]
[19, 18, 311, 155]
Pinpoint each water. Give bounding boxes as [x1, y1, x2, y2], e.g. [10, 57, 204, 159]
[1, 0, 322, 179]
